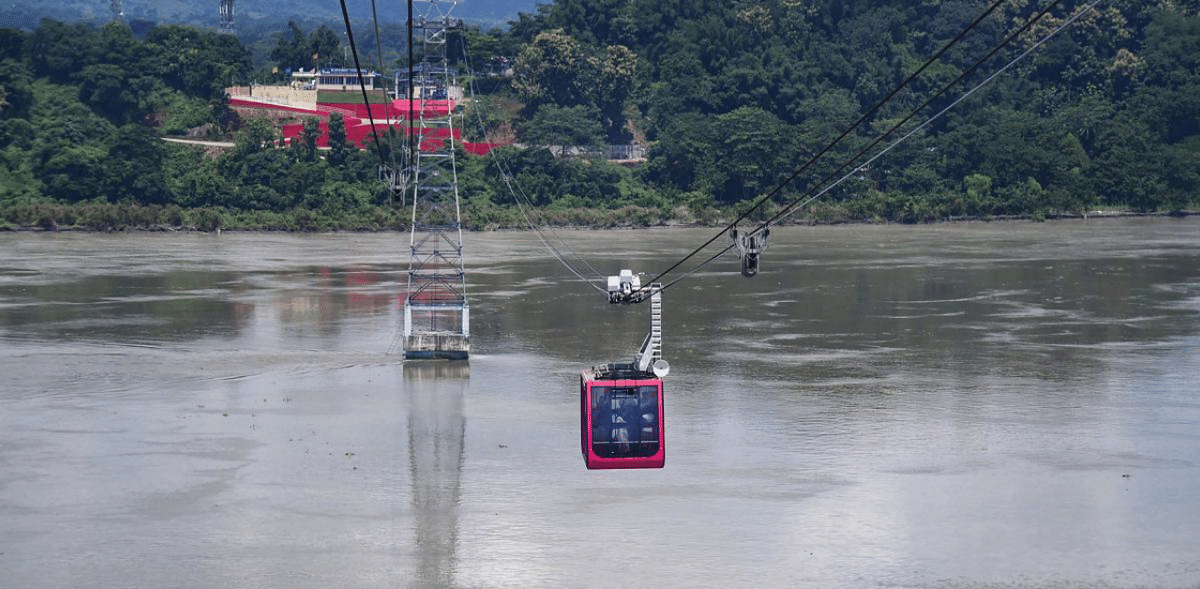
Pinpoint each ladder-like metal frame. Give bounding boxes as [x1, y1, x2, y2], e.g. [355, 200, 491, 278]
[635, 284, 664, 373]
[603, 270, 669, 378]
[403, 0, 470, 360]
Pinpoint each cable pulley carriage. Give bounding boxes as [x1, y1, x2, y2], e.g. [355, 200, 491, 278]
[731, 226, 770, 278]
[581, 270, 670, 470]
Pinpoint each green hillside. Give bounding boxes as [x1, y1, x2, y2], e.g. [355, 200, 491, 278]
[2, 0, 1198, 231]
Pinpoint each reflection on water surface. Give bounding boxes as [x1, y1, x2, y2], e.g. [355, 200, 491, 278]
[1, 220, 1198, 588]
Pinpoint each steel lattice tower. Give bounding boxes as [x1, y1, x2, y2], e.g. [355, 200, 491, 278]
[110, 0, 124, 22]
[219, 0, 235, 34]
[401, 0, 470, 360]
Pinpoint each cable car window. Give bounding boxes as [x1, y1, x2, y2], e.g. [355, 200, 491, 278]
[589, 385, 660, 458]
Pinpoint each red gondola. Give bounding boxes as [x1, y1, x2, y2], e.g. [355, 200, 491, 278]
[581, 365, 665, 469]
[581, 270, 669, 470]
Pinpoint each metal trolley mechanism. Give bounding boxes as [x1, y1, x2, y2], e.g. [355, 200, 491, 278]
[730, 226, 770, 278]
[581, 270, 670, 470]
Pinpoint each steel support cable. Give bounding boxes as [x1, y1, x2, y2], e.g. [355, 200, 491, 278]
[337, 0, 390, 170]
[754, 0, 1074, 234]
[643, 0, 1087, 300]
[475, 143, 609, 288]
[648, 0, 1099, 297]
[761, 0, 1101, 232]
[369, 0, 402, 205]
[457, 30, 605, 282]
[636, 0, 1077, 301]
[407, 0, 416, 183]
[633, 0, 1013, 297]
[456, 35, 609, 294]
[497, 168, 610, 293]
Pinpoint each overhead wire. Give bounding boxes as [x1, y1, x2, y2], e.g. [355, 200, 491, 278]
[652, 0, 1100, 297]
[407, 0, 416, 194]
[636, 0, 1089, 300]
[368, 0, 403, 207]
[358, 0, 404, 357]
[635, 0, 1014, 294]
[350, 0, 1094, 305]
[456, 32, 610, 295]
[337, 0, 394, 181]
[765, 0, 1102, 229]
[449, 0, 1040, 302]
[350, 3, 608, 293]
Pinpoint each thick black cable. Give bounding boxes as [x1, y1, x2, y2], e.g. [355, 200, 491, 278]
[758, 0, 1069, 232]
[456, 33, 608, 292]
[634, 0, 1012, 297]
[337, 0, 389, 169]
[369, 0, 401, 206]
[407, 0, 416, 178]
[768, 0, 1101, 231]
[649, 0, 1080, 299]
[632, 0, 1069, 302]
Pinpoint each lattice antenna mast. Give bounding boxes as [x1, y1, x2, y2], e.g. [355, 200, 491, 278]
[219, 0, 236, 34]
[401, 0, 470, 360]
[110, 0, 124, 22]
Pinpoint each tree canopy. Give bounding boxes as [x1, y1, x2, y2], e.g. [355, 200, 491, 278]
[495, 0, 1200, 215]
[3, 1, 1199, 230]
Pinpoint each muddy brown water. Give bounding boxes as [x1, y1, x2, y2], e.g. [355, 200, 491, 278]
[2, 219, 1198, 588]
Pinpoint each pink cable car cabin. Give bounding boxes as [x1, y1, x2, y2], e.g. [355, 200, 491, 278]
[581, 367, 665, 470]
[580, 270, 669, 470]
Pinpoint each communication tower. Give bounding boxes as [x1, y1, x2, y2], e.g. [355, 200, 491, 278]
[401, 0, 470, 360]
[219, 0, 236, 34]
[110, 0, 124, 22]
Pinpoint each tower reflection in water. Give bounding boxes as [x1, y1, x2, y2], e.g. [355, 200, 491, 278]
[404, 361, 468, 589]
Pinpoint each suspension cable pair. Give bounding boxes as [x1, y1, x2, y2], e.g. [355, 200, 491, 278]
[353, 0, 1104, 305]
[632, 0, 1106, 301]
[631, 0, 1105, 302]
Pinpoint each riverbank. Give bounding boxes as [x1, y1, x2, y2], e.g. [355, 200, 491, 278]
[2, 200, 1194, 234]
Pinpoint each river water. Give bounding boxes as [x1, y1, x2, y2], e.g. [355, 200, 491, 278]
[2, 218, 1198, 589]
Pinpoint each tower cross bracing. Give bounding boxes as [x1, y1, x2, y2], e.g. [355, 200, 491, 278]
[219, 0, 235, 34]
[402, 0, 470, 360]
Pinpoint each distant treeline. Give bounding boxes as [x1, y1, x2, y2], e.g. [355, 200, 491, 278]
[2, 0, 1198, 231]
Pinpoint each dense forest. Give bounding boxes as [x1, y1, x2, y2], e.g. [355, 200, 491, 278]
[1, 0, 1198, 231]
